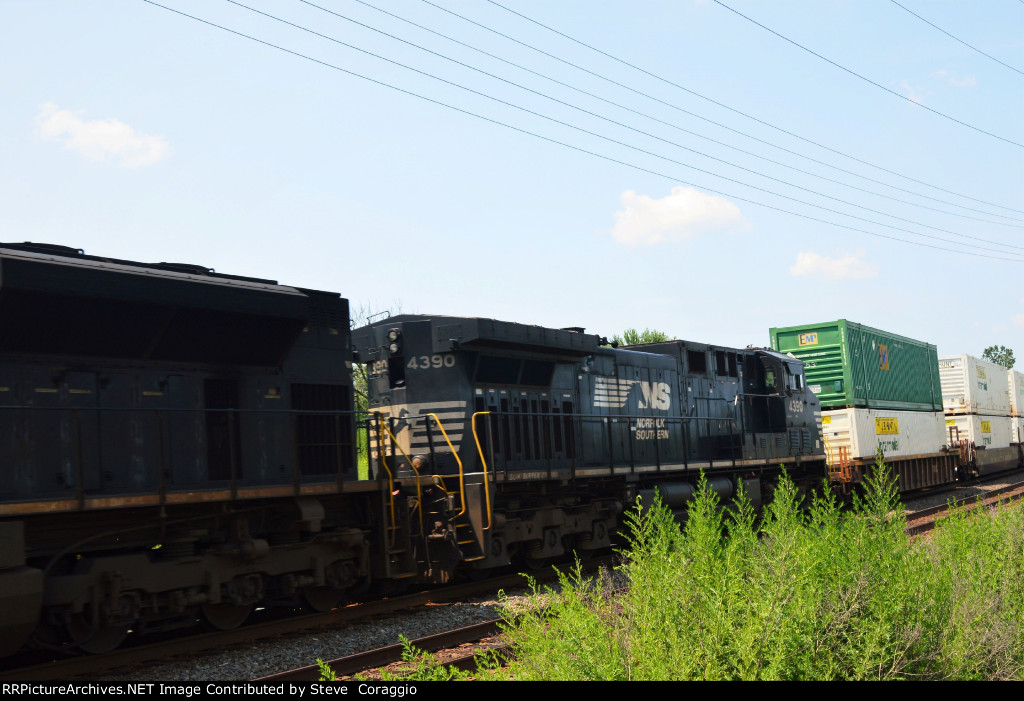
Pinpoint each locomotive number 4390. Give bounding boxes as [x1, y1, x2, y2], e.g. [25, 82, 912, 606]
[407, 354, 456, 370]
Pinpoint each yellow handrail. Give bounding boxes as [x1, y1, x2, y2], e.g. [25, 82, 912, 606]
[822, 434, 844, 482]
[425, 413, 466, 519]
[374, 415, 397, 546]
[376, 414, 425, 538]
[470, 411, 493, 531]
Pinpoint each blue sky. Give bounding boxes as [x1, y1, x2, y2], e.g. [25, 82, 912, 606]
[2, 1, 1022, 361]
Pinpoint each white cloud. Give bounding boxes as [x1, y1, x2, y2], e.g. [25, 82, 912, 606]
[1012, 314, 1024, 327]
[899, 80, 927, 104]
[789, 250, 879, 281]
[35, 103, 169, 168]
[610, 186, 750, 246]
[934, 70, 977, 88]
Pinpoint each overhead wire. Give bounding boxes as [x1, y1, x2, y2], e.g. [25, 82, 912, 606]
[889, 0, 1024, 77]
[479, 0, 1024, 215]
[286, 0, 1024, 251]
[707, 0, 1023, 148]
[224, 0, 1023, 253]
[137, 0, 1024, 262]
[344, 0, 1024, 228]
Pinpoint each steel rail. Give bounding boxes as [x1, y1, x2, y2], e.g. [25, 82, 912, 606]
[0, 573, 537, 682]
[252, 619, 506, 681]
[906, 480, 1024, 536]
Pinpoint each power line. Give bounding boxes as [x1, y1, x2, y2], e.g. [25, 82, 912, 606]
[709, 0, 1023, 148]
[481, 0, 1024, 214]
[344, 0, 1023, 228]
[137, 0, 1024, 262]
[284, 0, 1024, 251]
[890, 0, 1024, 77]
[226, 0, 1023, 252]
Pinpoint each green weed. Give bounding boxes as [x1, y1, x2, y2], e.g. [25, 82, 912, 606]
[494, 457, 1024, 680]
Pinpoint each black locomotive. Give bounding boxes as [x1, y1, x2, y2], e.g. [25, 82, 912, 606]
[353, 315, 825, 572]
[0, 243, 373, 655]
[0, 244, 826, 657]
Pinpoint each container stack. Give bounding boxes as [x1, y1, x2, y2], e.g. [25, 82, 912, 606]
[769, 319, 946, 463]
[939, 355, 1013, 449]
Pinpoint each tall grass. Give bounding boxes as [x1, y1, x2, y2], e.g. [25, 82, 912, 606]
[496, 459, 1024, 680]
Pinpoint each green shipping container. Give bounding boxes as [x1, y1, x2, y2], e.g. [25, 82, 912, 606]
[769, 319, 942, 411]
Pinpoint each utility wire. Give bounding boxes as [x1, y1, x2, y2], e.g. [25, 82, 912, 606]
[288, 0, 1024, 251]
[348, 0, 1024, 228]
[228, 0, 1022, 252]
[481, 0, 1024, 214]
[890, 0, 1024, 77]
[138, 0, 1024, 262]
[708, 0, 1023, 148]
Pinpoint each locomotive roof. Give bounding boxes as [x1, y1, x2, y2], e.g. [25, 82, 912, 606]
[0, 243, 343, 365]
[0, 242, 339, 294]
[354, 313, 603, 356]
[625, 338, 792, 357]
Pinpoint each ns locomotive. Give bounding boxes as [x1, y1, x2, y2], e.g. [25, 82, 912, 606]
[353, 315, 826, 572]
[0, 243, 826, 658]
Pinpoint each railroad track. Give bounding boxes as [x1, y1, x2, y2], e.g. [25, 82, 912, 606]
[0, 555, 615, 682]
[254, 619, 508, 682]
[0, 574, 530, 682]
[901, 467, 1024, 513]
[905, 480, 1024, 536]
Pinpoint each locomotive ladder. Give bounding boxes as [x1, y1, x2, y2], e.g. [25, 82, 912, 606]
[423, 413, 486, 564]
[375, 415, 425, 579]
[375, 413, 487, 578]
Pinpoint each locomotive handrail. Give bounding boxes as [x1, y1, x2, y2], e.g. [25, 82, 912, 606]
[473, 408, 740, 423]
[374, 415, 398, 548]
[424, 413, 467, 520]
[822, 435, 837, 480]
[376, 415, 426, 539]
[470, 411, 493, 531]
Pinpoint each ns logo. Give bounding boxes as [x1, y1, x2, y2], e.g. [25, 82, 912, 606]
[593, 377, 672, 410]
[639, 382, 671, 410]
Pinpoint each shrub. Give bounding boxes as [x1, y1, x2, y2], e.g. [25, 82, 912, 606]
[495, 458, 1024, 680]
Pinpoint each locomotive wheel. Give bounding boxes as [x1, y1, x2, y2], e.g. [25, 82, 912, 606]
[301, 586, 342, 613]
[200, 603, 253, 631]
[66, 613, 130, 655]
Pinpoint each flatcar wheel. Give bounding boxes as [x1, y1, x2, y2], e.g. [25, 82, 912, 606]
[301, 586, 342, 613]
[200, 603, 252, 631]
[66, 614, 130, 655]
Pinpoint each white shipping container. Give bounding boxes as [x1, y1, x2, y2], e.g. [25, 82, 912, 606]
[938, 354, 1011, 415]
[820, 408, 946, 461]
[944, 414, 1013, 449]
[1009, 370, 1024, 416]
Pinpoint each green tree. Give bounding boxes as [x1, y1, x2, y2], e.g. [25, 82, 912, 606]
[982, 345, 1015, 369]
[611, 328, 672, 346]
